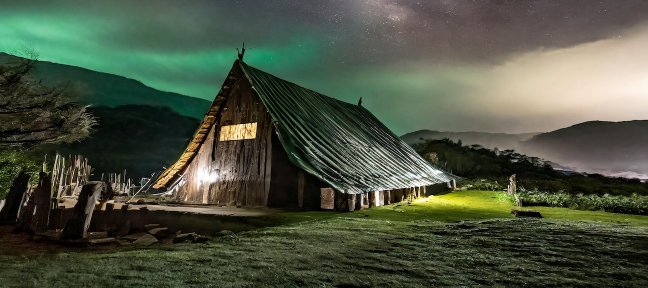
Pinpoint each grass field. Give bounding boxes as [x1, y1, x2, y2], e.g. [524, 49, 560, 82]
[1, 190, 647, 287]
[277, 190, 648, 225]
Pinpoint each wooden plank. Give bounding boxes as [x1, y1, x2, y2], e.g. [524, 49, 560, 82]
[173, 77, 274, 207]
[262, 123, 273, 206]
[152, 65, 243, 190]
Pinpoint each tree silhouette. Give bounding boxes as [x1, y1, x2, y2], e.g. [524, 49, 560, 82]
[0, 51, 95, 147]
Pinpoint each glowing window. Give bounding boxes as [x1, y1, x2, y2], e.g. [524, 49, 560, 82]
[218, 122, 257, 141]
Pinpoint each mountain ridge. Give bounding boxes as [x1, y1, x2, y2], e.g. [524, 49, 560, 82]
[401, 129, 539, 150]
[0, 52, 211, 119]
[404, 120, 648, 179]
[521, 120, 648, 179]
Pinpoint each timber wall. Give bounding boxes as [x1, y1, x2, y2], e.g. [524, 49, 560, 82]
[267, 132, 323, 209]
[175, 78, 274, 206]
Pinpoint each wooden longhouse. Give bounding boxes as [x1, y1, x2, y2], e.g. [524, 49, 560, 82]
[152, 60, 452, 210]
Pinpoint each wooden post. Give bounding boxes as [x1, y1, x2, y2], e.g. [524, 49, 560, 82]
[0, 171, 30, 223]
[347, 194, 356, 212]
[109, 204, 131, 237]
[62, 181, 111, 240]
[32, 172, 52, 234]
[392, 189, 402, 203]
[384, 190, 391, 205]
[375, 191, 383, 206]
[507, 174, 517, 196]
[355, 194, 363, 210]
[334, 190, 350, 211]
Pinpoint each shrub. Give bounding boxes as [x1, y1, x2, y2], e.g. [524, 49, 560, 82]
[518, 190, 648, 215]
[460, 179, 505, 191]
[0, 149, 39, 199]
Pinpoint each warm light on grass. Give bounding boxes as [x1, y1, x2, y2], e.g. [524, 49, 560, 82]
[374, 190, 648, 226]
[279, 190, 648, 226]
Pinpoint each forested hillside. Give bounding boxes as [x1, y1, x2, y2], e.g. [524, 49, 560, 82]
[415, 139, 648, 196]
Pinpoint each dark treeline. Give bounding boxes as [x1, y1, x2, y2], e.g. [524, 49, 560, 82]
[414, 139, 648, 196]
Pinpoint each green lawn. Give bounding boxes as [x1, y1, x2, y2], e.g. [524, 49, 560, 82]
[1, 190, 647, 287]
[278, 190, 648, 226]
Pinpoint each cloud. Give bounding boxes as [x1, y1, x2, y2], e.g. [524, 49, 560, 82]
[1, 0, 648, 134]
[461, 24, 648, 132]
[306, 24, 648, 134]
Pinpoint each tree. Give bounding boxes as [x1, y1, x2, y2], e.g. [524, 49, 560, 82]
[0, 51, 96, 147]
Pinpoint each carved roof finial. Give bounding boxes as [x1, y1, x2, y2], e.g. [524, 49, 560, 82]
[236, 42, 246, 61]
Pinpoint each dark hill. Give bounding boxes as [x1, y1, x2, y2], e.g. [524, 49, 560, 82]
[0, 52, 210, 119]
[521, 120, 648, 178]
[415, 139, 648, 196]
[401, 129, 538, 150]
[40, 105, 199, 180]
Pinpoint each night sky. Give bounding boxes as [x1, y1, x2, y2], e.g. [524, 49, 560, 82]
[1, 0, 647, 134]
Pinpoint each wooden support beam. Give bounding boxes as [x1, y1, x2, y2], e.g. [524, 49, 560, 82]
[355, 194, 363, 210]
[368, 192, 376, 208]
[334, 190, 350, 211]
[384, 190, 391, 205]
[392, 189, 402, 203]
[348, 194, 356, 212]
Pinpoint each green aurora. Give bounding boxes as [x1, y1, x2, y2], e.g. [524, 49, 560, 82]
[1, 1, 647, 134]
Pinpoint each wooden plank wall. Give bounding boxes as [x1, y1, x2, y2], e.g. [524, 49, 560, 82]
[266, 132, 326, 209]
[175, 78, 273, 206]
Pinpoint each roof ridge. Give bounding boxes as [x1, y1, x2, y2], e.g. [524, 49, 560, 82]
[238, 61, 362, 109]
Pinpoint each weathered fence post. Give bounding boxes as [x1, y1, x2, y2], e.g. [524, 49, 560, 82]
[506, 174, 522, 206]
[0, 171, 30, 223]
[108, 204, 131, 237]
[32, 172, 53, 234]
[507, 174, 517, 196]
[15, 172, 51, 233]
[62, 181, 113, 240]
